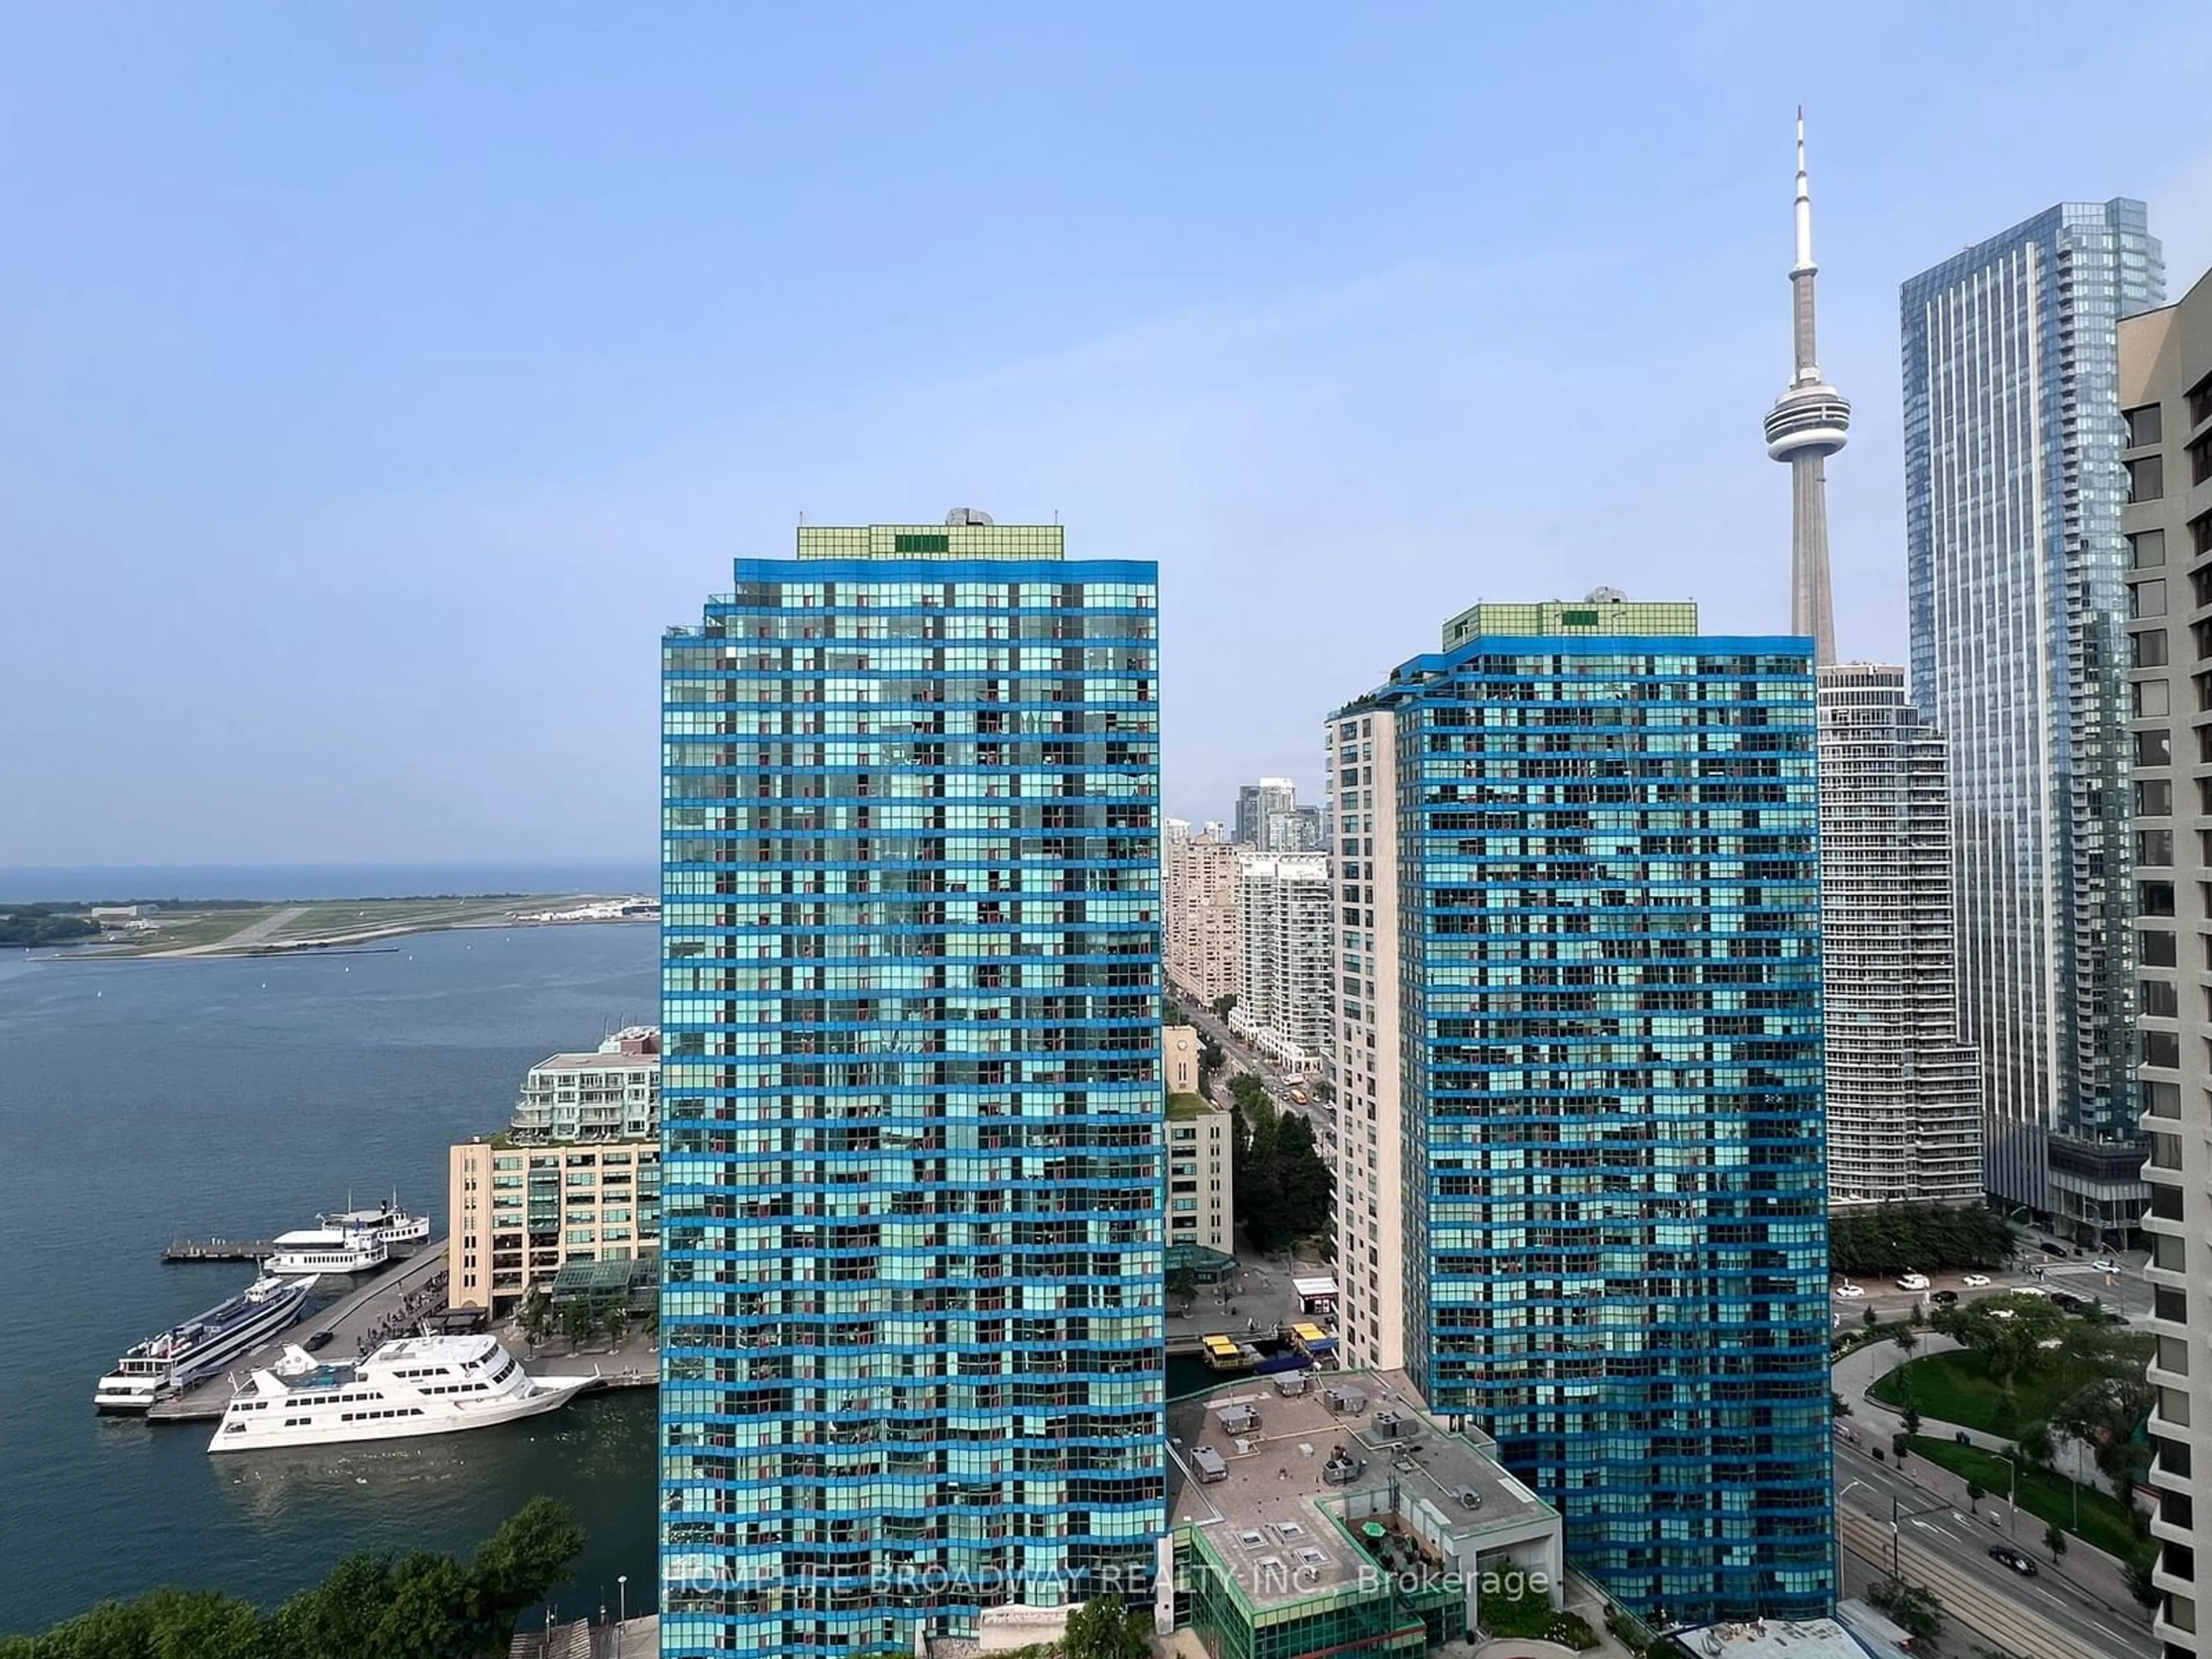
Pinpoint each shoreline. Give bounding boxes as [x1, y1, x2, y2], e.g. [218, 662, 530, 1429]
[20, 903, 657, 963]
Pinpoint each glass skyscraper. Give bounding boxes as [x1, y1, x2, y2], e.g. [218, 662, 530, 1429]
[1327, 597, 1834, 1622]
[658, 519, 1167, 1659]
[1902, 200, 2164, 1233]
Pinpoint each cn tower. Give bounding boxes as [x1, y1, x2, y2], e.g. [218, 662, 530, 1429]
[1763, 108, 1849, 664]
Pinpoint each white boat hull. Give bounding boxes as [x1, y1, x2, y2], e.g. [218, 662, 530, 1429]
[209, 1373, 593, 1451]
[94, 1278, 315, 1412]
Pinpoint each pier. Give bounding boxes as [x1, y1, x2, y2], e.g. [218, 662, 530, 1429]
[162, 1238, 279, 1262]
[161, 1236, 430, 1263]
[143, 1243, 657, 1423]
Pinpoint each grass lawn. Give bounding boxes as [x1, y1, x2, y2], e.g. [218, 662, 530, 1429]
[1870, 1348, 2108, 1437]
[1906, 1435, 2150, 1567]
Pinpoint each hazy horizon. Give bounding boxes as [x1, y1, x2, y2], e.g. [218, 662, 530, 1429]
[6, 3, 2210, 864]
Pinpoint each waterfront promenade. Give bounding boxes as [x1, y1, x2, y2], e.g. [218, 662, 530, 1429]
[149, 1245, 454, 1420]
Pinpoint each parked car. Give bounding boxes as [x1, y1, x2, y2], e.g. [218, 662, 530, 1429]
[1962, 1273, 1991, 1287]
[1954, 1430, 1972, 1445]
[1988, 1546, 2039, 1577]
[1931, 1290, 1959, 1306]
[2092, 1257, 2119, 1273]
[2041, 1243, 2069, 1259]
[1896, 1274, 1931, 1292]
[304, 1330, 335, 1352]
[1833, 1282, 1866, 1298]
[2048, 1293, 2083, 1313]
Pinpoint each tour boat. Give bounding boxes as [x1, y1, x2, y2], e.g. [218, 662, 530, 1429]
[315, 1196, 431, 1253]
[95, 1275, 318, 1412]
[264, 1228, 389, 1277]
[208, 1334, 596, 1452]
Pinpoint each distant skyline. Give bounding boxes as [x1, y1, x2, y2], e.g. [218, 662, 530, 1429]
[5, 4, 2211, 863]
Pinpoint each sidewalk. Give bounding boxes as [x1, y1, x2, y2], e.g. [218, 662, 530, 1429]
[1833, 1334, 2147, 1620]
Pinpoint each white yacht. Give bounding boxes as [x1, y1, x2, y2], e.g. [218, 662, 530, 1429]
[316, 1196, 431, 1253]
[95, 1275, 318, 1412]
[264, 1228, 389, 1277]
[208, 1334, 595, 1452]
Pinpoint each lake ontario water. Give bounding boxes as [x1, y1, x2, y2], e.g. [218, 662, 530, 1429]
[0, 916, 660, 1636]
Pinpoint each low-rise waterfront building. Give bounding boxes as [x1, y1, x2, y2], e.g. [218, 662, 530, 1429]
[1166, 1028, 1236, 1255]
[448, 1027, 664, 1314]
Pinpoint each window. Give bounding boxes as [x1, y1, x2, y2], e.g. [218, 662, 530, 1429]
[2140, 827, 2174, 866]
[2195, 433, 2212, 487]
[2145, 1031, 2181, 1069]
[2131, 454, 2166, 502]
[2137, 729, 2171, 766]
[2142, 979, 2179, 1017]
[2141, 929, 2178, 967]
[2133, 579, 2168, 619]
[2194, 372, 2212, 431]
[2128, 403, 2165, 448]
[2136, 679, 2172, 718]
[2135, 627, 2170, 668]
[2132, 528, 2168, 569]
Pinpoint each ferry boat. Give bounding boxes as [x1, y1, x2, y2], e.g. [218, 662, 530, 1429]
[95, 1275, 318, 1412]
[315, 1196, 430, 1253]
[264, 1228, 389, 1277]
[207, 1334, 596, 1452]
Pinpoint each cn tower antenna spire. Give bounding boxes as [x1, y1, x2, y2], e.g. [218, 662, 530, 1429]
[1764, 107, 1849, 665]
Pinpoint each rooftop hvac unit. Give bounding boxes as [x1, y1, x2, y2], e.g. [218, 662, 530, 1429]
[1457, 1487, 1483, 1509]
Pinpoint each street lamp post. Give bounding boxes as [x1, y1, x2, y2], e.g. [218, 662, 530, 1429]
[618, 1575, 628, 1657]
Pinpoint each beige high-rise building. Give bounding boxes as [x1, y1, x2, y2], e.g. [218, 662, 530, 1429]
[448, 1027, 663, 1313]
[2119, 270, 2212, 1658]
[1324, 711, 1406, 1372]
[1166, 829, 1242, 1007]
[1163, 1024, 1234, 1254]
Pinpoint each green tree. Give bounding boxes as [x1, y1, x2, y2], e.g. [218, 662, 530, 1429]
[2044, 1522, 2068, 1564]
[1166, 1264, 1198, 1308]
[2128, 1554, 2161, 1609]
[1894, 1327, 1919, 1357]
[558, 1298, 594, 1349]
[605, 1304, 629, 1346]
[1868, 1578, 1944, 1643]
[1901, 1403, 1922, 1438]
[1862, 1306, 1878, 1330]
[1209, 994, 1237, 1021]
[518, 1288, 551, 1347]
[2017, 1422, 2056, 1471]
[1966, 1480, 1985, 1515]
[467, 1497, 588, 1649]
[1061, 1597, 1149, 1659]
[1831, 1391, 1852, 1419]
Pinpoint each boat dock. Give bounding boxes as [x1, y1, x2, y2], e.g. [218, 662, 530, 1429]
[162, 1238, 279, 1262]
[147, 1245, 452, 1421]
[162, 1237, 429, 1263]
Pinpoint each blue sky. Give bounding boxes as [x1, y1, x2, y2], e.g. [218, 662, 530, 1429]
[5, 2, 2209, 866]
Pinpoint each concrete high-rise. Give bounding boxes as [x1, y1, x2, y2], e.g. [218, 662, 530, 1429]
[1327, 594, 1834, 1623]
[1229, 851, 1331, 1076]
[1232, 778, 1296, 847]
[1903, 199, 2164, 1233]
[2119, 268, 2212, 1658]
[657, 519, 1167, 1658]
[1816, 666, 1983, 1205]
[1164, 828, 1241, 1008]
[1764, 111, 1849, 665]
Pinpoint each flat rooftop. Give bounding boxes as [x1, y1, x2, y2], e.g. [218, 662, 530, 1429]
[1169, 1368, 1554, 1603]
[1673, 1618, 1880, 1659]
[530, 1051, 660, 1073]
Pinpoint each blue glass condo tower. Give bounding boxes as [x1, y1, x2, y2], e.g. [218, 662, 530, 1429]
[658, 521, 1168, 1658]
[1326, 600, 1834, 1622]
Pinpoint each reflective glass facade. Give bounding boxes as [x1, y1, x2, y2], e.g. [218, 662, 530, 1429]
[658, 528, 1168, 1658]
[1332, 623, 1834, 1622]
[1902, 200, 2164, 1229]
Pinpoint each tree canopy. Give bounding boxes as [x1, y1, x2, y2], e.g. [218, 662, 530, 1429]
[1060, 1597, 1150, 1659]
[1229, 1080, 1332, 1252]
[1830, 1203, 2016, 1275]
[0, 1499, 586, 1659]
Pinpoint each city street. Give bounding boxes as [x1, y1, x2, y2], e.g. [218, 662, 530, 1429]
[1834, 1440, 2155, 1658]
[1171, 994, 1334, 1144]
